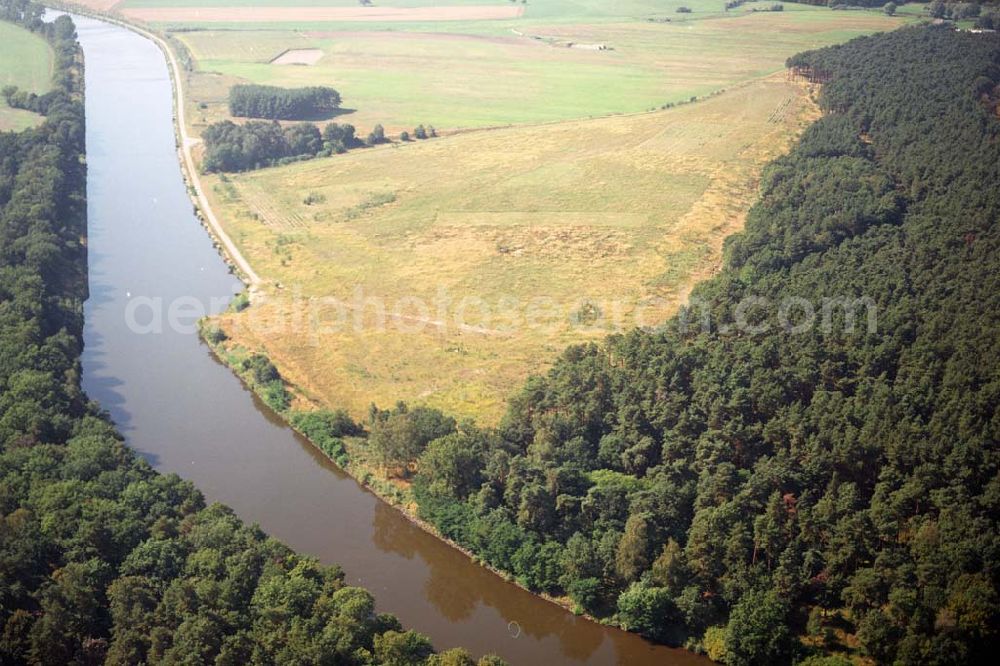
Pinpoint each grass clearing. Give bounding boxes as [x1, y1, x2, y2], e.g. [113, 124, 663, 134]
[0, 20, 53, 131]
[0, 104, 45, 132]
[208, 75, 820, 422]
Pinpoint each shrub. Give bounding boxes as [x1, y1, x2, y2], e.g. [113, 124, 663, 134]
[702, 626, 727, 662]
[616, 583, 680, 641]
[242, 354, 280, 385]
[367, 124, 386, 145]
[291, 409, 363, 439]
[204, 326, 227, 344]
[231, 292, 250, 312]
[568, 577, 603, 615]
[262, 381, 291, 412]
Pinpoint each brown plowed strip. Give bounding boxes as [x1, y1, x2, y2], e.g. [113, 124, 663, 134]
[122, 6, 525, 23]
[67, 0, 123, 10]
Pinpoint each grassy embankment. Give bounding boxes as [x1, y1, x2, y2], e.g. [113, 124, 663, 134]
[0, 20, 53, 130]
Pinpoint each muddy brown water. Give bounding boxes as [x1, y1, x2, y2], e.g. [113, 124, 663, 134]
[74, 13, 709, 666]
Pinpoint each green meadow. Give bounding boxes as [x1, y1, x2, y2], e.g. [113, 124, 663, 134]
[155, 2, 903, 132]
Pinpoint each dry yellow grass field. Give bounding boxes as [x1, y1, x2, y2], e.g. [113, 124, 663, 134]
[208, 75, 819, 422]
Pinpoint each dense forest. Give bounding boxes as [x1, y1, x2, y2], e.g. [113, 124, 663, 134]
[228, 83, 341, 120]
[0, 3, 501, 664]
[925, 0, 998, 20]
[334, 26, 1000, 665]
[977, 7, 1000, 27]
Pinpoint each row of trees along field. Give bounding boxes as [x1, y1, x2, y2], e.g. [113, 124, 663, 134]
[334, 26, 1000, 665]
[0, 2, 502, 664]
[201, 119, 366, 172]
[228, 83, 341, 121]
[792, 0, 902, 7]
[926, 1, 1000, 20]
[201, 118, 438, 172]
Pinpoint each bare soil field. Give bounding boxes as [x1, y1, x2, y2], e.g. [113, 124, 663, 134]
[67, 0, 123, 10]
[271, 48, 324, 65]
[122, 5, 525, 23]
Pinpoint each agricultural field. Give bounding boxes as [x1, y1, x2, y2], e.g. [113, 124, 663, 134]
[163, 2, 903, 132]
[0, 20, 52, 131]
[207, 75, 820, 421]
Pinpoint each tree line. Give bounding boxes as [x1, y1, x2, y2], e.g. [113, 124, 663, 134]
[208, 78, 442, 172]
[342, 26, 1000, 665]
[201, 119, 365, 172]
[228, 83, 341, 120]
[788, 0, 896, 6]
[928, 1, 995, 20]
[790, 0, 998, 9]
[977, 9, 1000, 28]
[202, 118, 438, 172]
[939, 0, 1000, 28]
[0, 3, 502, 664]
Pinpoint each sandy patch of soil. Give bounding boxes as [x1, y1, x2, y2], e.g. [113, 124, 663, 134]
[271, 48, 324, 65]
